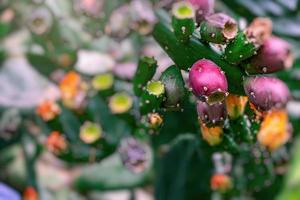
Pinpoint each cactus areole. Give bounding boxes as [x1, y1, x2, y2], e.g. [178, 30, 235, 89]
[189, 59, 228, 104]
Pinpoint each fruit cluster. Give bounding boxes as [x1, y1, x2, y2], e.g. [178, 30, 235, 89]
[152, 0, 294, 192]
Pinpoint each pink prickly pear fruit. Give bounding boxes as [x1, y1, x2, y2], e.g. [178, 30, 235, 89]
[244, 36, 294, 74]
[186, 0, 215, 23]
[189, 59, 228, 104]
[244, 76, 290, 111]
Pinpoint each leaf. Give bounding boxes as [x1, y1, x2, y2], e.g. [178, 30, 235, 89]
[276, 137, 300, 200]
[74, 152, 152, 192]
[155, 134, 212, 200]
[26, 52, 59, 77]
[59, 105, 81, 142]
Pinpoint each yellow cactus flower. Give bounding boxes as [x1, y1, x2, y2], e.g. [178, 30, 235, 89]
[257, 110, 290, 151]
[200, 123, 223, 146]
[225, 94, 248, 119]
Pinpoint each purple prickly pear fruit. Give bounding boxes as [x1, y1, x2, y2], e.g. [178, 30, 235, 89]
[244, 36, 294, 74]
[189, 59, 228, 104]
[197, 101, 227, 127]
[187, 0, 215, 23]
[244, 76, 290, 111]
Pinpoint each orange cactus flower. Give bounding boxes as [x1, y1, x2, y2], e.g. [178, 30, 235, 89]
[210, 173, 232, 192]
[59, 71, 88, 109]
[200, 123, 223, 146]
[225, 94, 248, 119]
[59, 71, 81, 100]
[148, 113, 163, 129]
[257, 110, 290, 151]
[46, 131, 67, 154]
[36, 100, 60, 121]
[23, 187, 38, 200]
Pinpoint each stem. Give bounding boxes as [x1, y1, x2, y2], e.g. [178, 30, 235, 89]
[21, 137, 38, 190]
[152, 21, 245, 95]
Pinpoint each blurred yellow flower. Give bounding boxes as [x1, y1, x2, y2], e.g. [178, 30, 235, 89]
[257, 110, 290, 151]
[225, 94, 248, 119]
[200, 123, 223, 146]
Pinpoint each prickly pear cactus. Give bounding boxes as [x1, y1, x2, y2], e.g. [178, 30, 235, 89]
[1, 0, 300, 200]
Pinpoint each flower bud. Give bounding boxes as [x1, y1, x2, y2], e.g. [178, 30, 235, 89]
[92, 73, 114, 91]
[109, 92, 133, 114]
[200, 13, 238, 44]
[46, 131, 67, 155]
[80, 121, 102, 144]
[23, 186, 38, 200]
[244, 77, 290, 111]
[27, 7, 53, 35]
[140, 81, 165, 114]
[172, 2, 196, 43]
[36, 100, 60, 121]
[200, 123, 223, 145]
[187, 0, 215, 23]
[57, 52, 76, 68]
[189, 59, 228, 104]
[118, 138, 149, 173]
[225, 94, 248, 119]
[197, 101, 227, 127]
[257, 110, 290, 150]
[147, 113, 163, 129]
[244, 36, 293, 74]
[210, 173, 232, 192]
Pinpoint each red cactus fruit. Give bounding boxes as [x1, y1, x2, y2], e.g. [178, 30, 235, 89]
[244, 76, 290, 111]
[189, 59, 228, 104]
